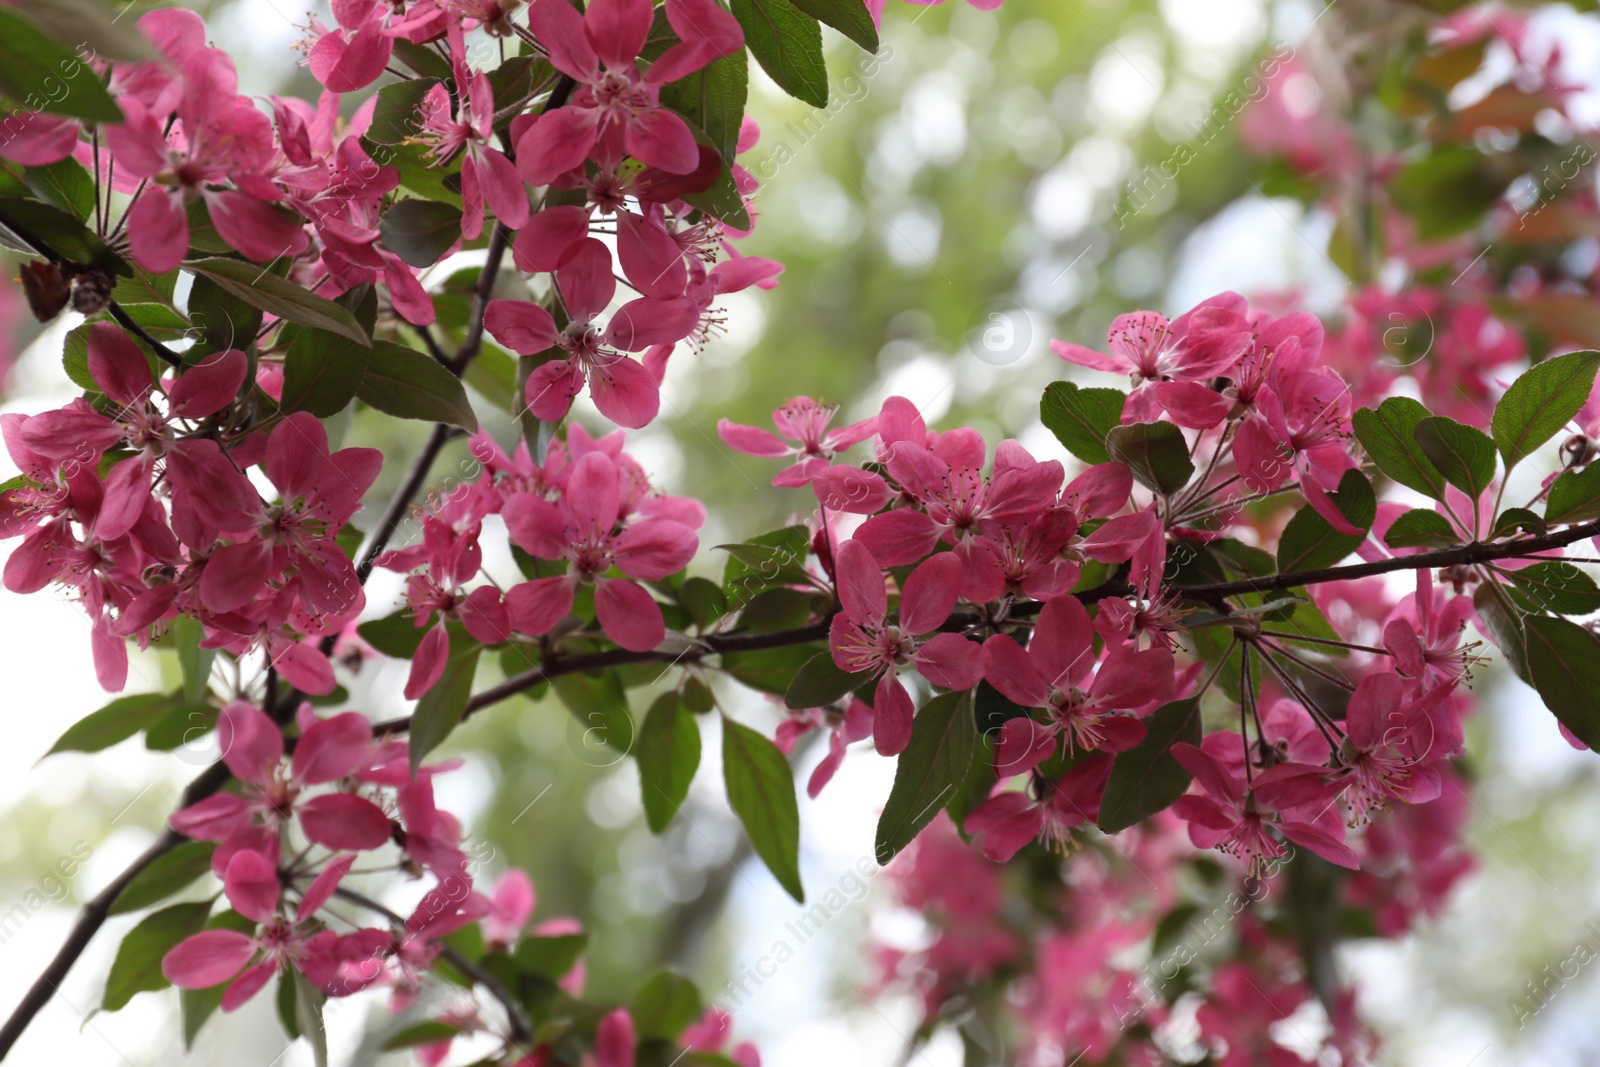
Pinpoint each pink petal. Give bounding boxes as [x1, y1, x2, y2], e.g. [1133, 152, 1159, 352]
[588, 354, 661, 428]
[485, 300, 560, 355]
[524, 358, 585, 421]
[223, 848, 280, 923]
[218, 700, 285, 786]
[834, 539, 887, 623]
[872, 674, 914, 757]
[612, 519, 698, 579]
[994, 717, 1056, 779]
[852, 508, 942, 567]
[293, 711, 373, 785]
[594, 578, 665, 651]
[163, 930, 257, 990]
[506, 576, 576, 635]
[515, 106, 599, 187]
[899, 553, 962, 635]
[219, 961, 276, 1012]
[981, 635, 1050, 707]
[297, 793, 393, 851]
[405, 623, 450, 701]
[168, 349, 248, 419]
[718, 419, 790, 457]
[127, 189, 189, 274]
[528, 0, 600, 82]
[511, 205, 592, 273]
[914, 633, 982, 691]
[170, 793, 254, 842]
[204, 189, 309, 264]
[297, 854, 357, 921]
[965, 792, 1044, 862]
[87, 322, 154, 404]
[624, 107, 699, 174]
[595, 1008, 638, 1067]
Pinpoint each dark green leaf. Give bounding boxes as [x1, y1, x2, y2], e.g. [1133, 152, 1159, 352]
[1492, 349, 1600, 468]
[357, 341, 478, 430]
[1040, 381, 1126, 465]
[48, 692, 175, 756]
[186, 270, 263, 355]
[365, 137, 463, 206]
[720, 644, 820, 696]
[513, 932, 588, 979]
[552, 670, 635, 755]
[24, 158, 96, 219]
[380, 200, 463, 268]
[21, 0, 157, 63]
[660, 51, 748, 163]
[1506, 561, 1600, 615]
[409, 642, 482, 772]
[875, 691, 976, 865]
[1526, 614, 1600, 749]
[186, 259, 370, 347]
[463, 341, 519, 414]
[0, 8, 123, 123]
[1414, 416, 1497, 500]
[789, 0, 878, 50]
[784, 651, 869, 710]
[1352, 397, 1449, 500]
[632, 971, 702, 1041]
[1491, 507, 1547, 540]
[732, 0, 828, 107]
[679, 156, 752, 231]
[1546, 463, 1600, 525]
[1105, 421, 1194, 496]
[720, 524, 810, 606]
[172, 616, 214, 705]
[722, 715, 804, 901]
[679, 576, 729, 630]
[382, 1021, 463, 1051]
[973, 679, 1029, 735]
[280, 315, 373, 418]
[1098, 698, 1202, 833]
[293, 970, 329, 1067]
[1383, 508, 1460, 549]
[637, 693, 700, 833]
[391, 39, 453, 81]
[102, 901, 213, 1012]
[0, 196, 124, 272]
[1474, 583, 1532, 684]
[110, 842, 216, 916]
[358, 611, 429, 659]
[1275, 469, 1376, 574]
[367, 78, 440, 144]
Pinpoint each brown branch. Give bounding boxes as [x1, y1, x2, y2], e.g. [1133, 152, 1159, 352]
[1177, 519, 1600, 601]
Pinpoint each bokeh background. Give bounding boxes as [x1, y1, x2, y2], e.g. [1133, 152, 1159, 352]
[4, 0, 1600, 1064]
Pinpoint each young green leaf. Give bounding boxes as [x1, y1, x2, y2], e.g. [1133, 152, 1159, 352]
[1097, 698, 1202, 834]
[1413, 416, 1497, 500]
[1105, 421, 1194, 496]
[1506, 561, 1600, 616]
[102, 901, 213, 1012]
[1491, 349, 1600, 469]
[875, 691, 977, 865]
[379, 200, 464, 269]
[552, 670, 636, 756]
[0, 8, 124, 123]
[48, 692, 176, 756]
[1490, 507, 1547, 540]
[722, 715, 804, 901]
[279, 309, 374, 419]
[637, 693, 701, 833]
[1039, 381, 1126, 465]
[790, 0, 878, 50]
[1352, 397, 1449, 500]
[357, 341, 478, 431]
[632, 971, 703, 1041]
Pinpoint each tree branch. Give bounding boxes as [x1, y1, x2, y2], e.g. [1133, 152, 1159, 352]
[106, 301, 185, 369]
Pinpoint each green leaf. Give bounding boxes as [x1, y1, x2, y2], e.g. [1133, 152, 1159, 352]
[280, 318, 373, 419]
[1276, 469, 1376, 574]
[513, 932, 588, 979]
[679, 156, 753, 231]
[1389, 144, 1510, 240]
[172, 615, 214, 705]
[1040, 382, 1126, 465]
[1506, 561, 1600, 616]
[1474, 582, 1532, 684]
[0, 196, 124, 272]
[1545, 463, 1600, 525]
[102, 901, 213, 1012]
[1526, 614, 1600, 749]
[357, 341, 478, 430]
[1383, 508, 1460, 549]
[186, 259, 370, 347]
[380, 200, 463, 269]
[679, 576, 729, 630]
[409, 642, 482, 773]
[784, 651, 869, 710]
[720, 644, 821, 696]
[637, 693, 701, 833]
[391, 39, 453, 81]
[178, 912, 254, 1047]
[358, 611, 431, 659]
[365, 137, 463, 206]
[732, 0, 827, 107]
[875, 691, 976, 865]
[660, 50, 748, 163]
[0, 8, 123, 123]
[24, 158, 96, 219]
[720, 524, 810, 606]
[186, 270, 263, 355]
[293, 970, 329, 1067]
[1352, 397, 1449, 501]
[20, 0, 157, 63]
[722, 715, 804, 901]
[110, 841, 216, 916]
[1414, 416, 1497, 500]
[463, 341, 519, 414]
[47, 692, 175, 756]
[381, 1021, 463, 1051]
[552, 670, 635, 755]
[367, 78, 439, 144]
[1492, 349, 1600, 468]
[1105, 421, 1194, 496]
[789, 0, 878, 50]
[632, 971, 703, 1041]
[1097, 697, 1202, 834]
[1491, 507, 1547, 540]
